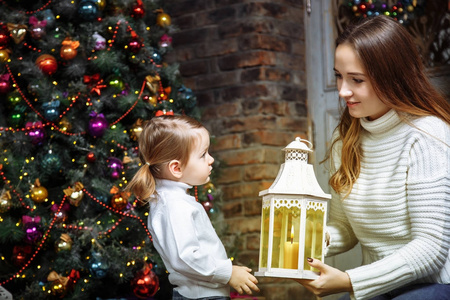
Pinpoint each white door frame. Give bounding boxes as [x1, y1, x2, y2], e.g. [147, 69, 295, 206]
[305, 2, 362, 299]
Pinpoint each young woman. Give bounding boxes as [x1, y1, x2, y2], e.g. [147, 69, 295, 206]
[296, 15, 450, 300]
[126, 115, 259, 300]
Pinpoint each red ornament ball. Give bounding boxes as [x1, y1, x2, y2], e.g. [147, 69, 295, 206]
[128, 38, 142, 53]
[35, 54, 58, 75]
[131, 264, 159, 298]
[0, 31, 10, 48]
[87, 152, 96, 163]
[131, 4, 145, 19]
[12, 246, 31, 267]
[202, 200, 213, 212]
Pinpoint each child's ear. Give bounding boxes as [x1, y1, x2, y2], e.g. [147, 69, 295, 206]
[167, 160, 183, 179]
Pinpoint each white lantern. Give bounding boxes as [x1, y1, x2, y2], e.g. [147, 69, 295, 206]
[255, 138, 331, 279]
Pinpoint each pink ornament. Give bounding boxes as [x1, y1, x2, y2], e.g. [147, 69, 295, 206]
[29, 16, 47, 40]
[93, 32, 106, 51]
[26, 121, 46, 145]
[88, 112, 108, 137]
[159, 34, 172, 48]
[30, 26, 46, 40]
[0, 74, 11, 94]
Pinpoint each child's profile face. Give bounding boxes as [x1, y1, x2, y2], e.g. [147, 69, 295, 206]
[179, 128, 214, 186]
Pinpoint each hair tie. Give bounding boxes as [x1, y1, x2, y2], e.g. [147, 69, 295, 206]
[146, 162, 151, 166]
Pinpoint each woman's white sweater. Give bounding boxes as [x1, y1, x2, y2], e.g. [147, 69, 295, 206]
[326, 109, 450, 300]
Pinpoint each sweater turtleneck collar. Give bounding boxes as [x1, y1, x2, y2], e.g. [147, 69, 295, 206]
[156, 179, 192, 192]
[359, 109, 402, 135]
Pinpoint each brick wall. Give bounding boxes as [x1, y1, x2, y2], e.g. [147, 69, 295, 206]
[165, 1, 314, 299]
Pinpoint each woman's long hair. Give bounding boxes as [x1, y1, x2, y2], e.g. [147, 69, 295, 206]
[125, 115, 205, 202]
[329, 15, 450, 197]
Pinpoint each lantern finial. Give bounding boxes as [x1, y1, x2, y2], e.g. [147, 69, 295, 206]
[283, 137, 312, 163]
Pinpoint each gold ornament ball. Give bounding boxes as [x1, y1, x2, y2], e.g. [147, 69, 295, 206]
[0, 49, 9, 63]
[0, 197, 11, 213]
[30, 186, 48, 203]
[111, 193, 128, 211]
[143, 95, 157, 105]
[96, 0, 106, 10]
[58, 117, 72, 132]
[60, 45, 78, 60]
[50, 280, 67, 298]
[156, 12, 171, 27]
[130, 125, 143, 141]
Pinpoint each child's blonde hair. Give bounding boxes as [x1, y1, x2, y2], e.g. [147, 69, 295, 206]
[126, 115, 205, 202]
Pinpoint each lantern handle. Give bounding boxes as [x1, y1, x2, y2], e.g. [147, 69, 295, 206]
[295, 137, 313, 150]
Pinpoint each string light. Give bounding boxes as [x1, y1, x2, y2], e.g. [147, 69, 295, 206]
[1, 170, 33, 211]
[0, 0, 53, 14]
[4, 65, 143, 136]
[0, 195, 67, 285]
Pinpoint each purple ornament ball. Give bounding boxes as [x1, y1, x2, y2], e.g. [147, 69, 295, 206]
[88, 114, 108, 137]
[29, 128, 46, 145]
[107, 157, 123, 179]
[24, 222, 43, 244]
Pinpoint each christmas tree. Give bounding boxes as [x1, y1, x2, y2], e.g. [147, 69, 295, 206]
[0, 0, 223, 298]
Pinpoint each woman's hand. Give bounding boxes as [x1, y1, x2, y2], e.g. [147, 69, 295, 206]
[295, 258, 353, 298]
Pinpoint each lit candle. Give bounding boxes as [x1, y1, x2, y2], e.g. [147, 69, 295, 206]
[284, 225, 299, 269]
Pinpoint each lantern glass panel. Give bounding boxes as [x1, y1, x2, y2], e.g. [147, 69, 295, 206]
[304, 201, 325, 271]
[259, 205, 270, 268]
[272, 200, 300, 269]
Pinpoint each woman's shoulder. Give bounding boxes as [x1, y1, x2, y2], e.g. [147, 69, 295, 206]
[408, 115, 449, 143]
[411, 115, 448, 129]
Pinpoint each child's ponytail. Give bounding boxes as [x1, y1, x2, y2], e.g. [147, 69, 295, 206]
[126, 162, 156, 203]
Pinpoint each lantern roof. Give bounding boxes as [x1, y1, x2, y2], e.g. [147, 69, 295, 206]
[283, 137, 313, 153]
[259, 138, 331, 199]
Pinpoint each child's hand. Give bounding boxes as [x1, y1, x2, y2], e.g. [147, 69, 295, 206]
[228, 265, 260, 295]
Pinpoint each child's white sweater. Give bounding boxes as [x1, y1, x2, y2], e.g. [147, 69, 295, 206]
[149, 179, 232, 299]
[326, 109, 450, 300]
